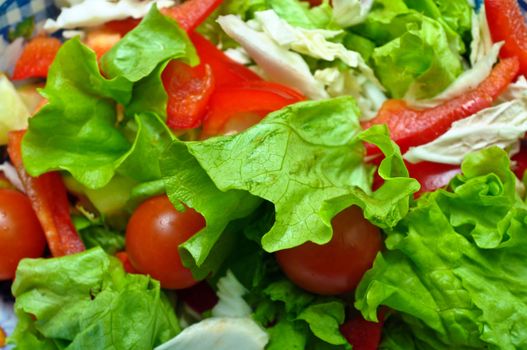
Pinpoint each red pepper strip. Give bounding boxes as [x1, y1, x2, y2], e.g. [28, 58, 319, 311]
[340, 310, 385, 350]
[512, 140, 527, 179]
[364, 57, 520, 155]
[7, 131, 85, 257]
[190, 33, 262, 86]
[105, 0, 223, 36]
[162, 0, 223, 32]
[201, 81, 306, 137]
[162, 60, 215, 129]
[115, 251, 138, 274]
[12, 37, 61, 80]
[406, 161, 460, 197]
[486, 0, 527, 76]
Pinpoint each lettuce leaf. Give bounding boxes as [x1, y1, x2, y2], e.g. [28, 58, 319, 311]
[161, 97, 418, 277]
[350, 0, 466, 99]
[21, 6, 195, 189]
[355, 147, 527, 349]
[9, 248, 179, 350]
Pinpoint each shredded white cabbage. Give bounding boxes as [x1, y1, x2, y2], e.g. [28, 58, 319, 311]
[217, 14, 329, 100]
[332, 0, 374, 28]
[211, 270, 252, 318]
[44, 0, 176, 32]
[154, 317, 268, 350]
[404, 81, 527, 164]
[218, 10, 385, 120]
[0, 162, 24, 193]
[314, 67, 385, 120]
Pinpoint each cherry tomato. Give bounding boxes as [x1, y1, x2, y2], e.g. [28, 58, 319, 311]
[276, 206, 382, 295]
[340, 309, 386, 350]
[0, 189, 46, 280]
[125, 195, 205, 289]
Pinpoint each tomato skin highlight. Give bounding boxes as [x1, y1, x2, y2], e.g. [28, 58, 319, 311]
[486, 0, 527, 76]
[12, 37, 61, 80]
[126, 195, 205, 289]
[276, 206, 382, 295]
[364, 57, 520, 155]
[0, 189, 46, 280]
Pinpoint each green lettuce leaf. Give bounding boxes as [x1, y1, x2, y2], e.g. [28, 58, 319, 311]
[161, 97, 418, 277]
[266, 0, 333, 29]
[73, 216, 125, 255]
[9, 248, 179, 350]
[101, 5, 197, 82]
[213, 214, 351, 350]
[404, 0, 472, 41]
[160, 141, 261, 279]
[355, 147, 527, 349]
[21, 6, 195, 189]
[350, 0, 466, 99]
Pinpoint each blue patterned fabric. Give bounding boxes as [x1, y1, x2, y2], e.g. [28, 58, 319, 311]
[0, 0, 58, 41]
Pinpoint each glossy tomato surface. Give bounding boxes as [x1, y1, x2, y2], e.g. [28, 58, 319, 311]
[276, 206, 382, 295]
[126, 195, 205, 289]
[0, 189, 46, 280]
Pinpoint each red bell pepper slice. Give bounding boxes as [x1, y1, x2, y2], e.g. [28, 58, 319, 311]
[162, 60, 215, 129]
[406, 161, 460, 197]
[364, 57, 520, 155]
[340, 310, 385, 350]
[105, 0, 223, 36]
[115, 251, 139, 274]
[7, 131, 85, 257]
[162, 34, 261, 130]
[12, 37, 61, 80]
[190, 33, 262, 86]
[486, 0, 527, 76]
[201, 81, 306, 137]
[512, 139, 527, 179]
[162, 0, 223, 32]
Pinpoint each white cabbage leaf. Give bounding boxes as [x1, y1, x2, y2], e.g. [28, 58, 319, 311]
[404, 80, 527, 164]
[217, 10, 385, 120]
[217, 13, 328, 100]
[332, 0, 374, 28]
[44, 0, 176, 32]
[154, 317, 268, 350]
[211, 270, 252, 318]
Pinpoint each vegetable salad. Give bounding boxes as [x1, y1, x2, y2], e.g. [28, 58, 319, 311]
[1, 0, 527, 349]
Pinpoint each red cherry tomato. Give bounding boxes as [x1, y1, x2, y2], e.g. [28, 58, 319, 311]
[276, 206, 382, 295]
[340, 309, 386, 350]
[0, 189, 46, 280]
[125, 195, 205, 289]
